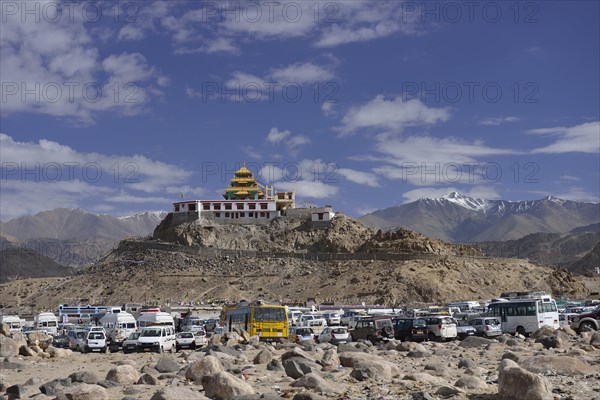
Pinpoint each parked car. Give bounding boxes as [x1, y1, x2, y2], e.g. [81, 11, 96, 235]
[425, 316, 458, 341]
[82, 330, 108, 353]
[559, 313, 579, 328]
[571, 305, 600, 333]
[137, 326, 176, 353]
[456, 319, 477, 340]
[322, 312, 342, 326]
[67, 329, 87, 352]
[392, 317, 429, 342]
[122, 332, 141, 354]
[317, 326, 351, 345]
[193, 329, 208, 347]
[468, 317, 503, 337]
[52, 334, 70, 348]
[176, 332, 196, 351]
[293, 327, 315, 342]
[341, 311, 367, 326]
[350, 317, 394, 343]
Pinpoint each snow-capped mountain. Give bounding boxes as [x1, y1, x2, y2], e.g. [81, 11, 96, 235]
[359, 193, 600, 242]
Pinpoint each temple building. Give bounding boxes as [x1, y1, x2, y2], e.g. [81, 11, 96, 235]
[172, 165, 295, 224]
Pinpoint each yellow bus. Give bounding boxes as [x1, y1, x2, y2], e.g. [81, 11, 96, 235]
[223, 302, 288, 341]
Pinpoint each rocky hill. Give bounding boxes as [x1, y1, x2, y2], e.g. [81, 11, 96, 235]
[0, 247, 74, 283]
[0, 213, 589, 313]
[476, 232, 599, 269]
[570, 242, 600, 276]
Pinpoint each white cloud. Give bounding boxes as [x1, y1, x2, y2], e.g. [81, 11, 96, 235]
[401, 186, 502, 203]
[559, 175, 580, 182]
[0, 133, 196, 220]
[276, 180, 339, 199]
[321, 101, 337, 117]
[269, 62, 335, 84]
[374, 135, 518, 165]
[0, 10, 166, 122]
[264, 128, 311, 154]
[314, 1, 423, 48]
[337, 96, 450, 136]
[478, 116, 520, 126]
[337, 168, 380, 187]
[529, 121, 600, 154]
[266, 128, 292, 144]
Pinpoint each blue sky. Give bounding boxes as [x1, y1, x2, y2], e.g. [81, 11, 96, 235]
[1, 0, 599, 221]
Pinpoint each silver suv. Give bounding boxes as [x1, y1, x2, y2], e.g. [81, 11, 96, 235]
[425, 316, 457, 341]
[468, 317, 502, 337]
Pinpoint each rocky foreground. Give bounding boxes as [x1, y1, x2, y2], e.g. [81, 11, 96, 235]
[1, 323, 599, 400]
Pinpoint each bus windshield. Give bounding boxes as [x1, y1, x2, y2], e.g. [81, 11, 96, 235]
[253, 307, 286, 321]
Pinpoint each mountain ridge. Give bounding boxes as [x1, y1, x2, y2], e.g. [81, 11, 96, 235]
[359, 193, 600, 242]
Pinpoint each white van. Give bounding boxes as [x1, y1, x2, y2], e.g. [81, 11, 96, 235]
[1, 315, 23, 334]
[34, 312, 59, 336]
[100, 312, 137, 344]
[137, 311, 175, 329]
[137, 325, 176, 353]
[296, 314, 328, 336]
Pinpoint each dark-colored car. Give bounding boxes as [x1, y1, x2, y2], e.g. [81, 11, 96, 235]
[52, 334, 70, 348]
[392, 317, 429, 342]
[350, 317, 394, 343]
[122, 332, 141, 354]
[571, 305, 600, 333]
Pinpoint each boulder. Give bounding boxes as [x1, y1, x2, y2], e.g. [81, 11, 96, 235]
[267, 359, 284, 371]
[185, 355, 224, 382]
[201, 371, 255, 400]
[501, 351, 521, 363]
[457, 358, 478, 369]
[281, 347, 316, 362]
[137, 373, 161, 385]
[435, 386, 464, 397]
[321, 348, 340, 367]
[338, 351, 382, 368]
[155, 356, 180, 373]
[0, 323, 10, 337]
[150, 387, 209, 400]
[292, 393, 326, 400]
[283, 356, 321, 379]
[397, 341, 427, 352]
[535, 334, 563, 349]
[253, 349, 272, 364]
[68, 371, 99, 384]
[46, 346, 72, 358]
[19, 345, 36, 357]
[39, 378, 72, 396]
[290, 372, 342, 394]
[55, 384, 108, 400]
[589, 331, 600, 348]
[459, 336, 495, 348]
[498, 364, 553, 400]
[0, 336, 19, 357]
[520, 355, 597, 376]
[402, 373, 446, 386]
[6, 384, 26, 399]
[350, 362, 397, 382]
[105, 365, 140, 385]
[531, 325, 555, 339]
[454, 376, 488, 390]
[27, 332, 53, 349]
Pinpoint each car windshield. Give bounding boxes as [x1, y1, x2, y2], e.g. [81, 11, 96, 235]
[179, 332, 193, 338]
[413, 319, 426, 327]
[89, 333, 104, 339]
[485, 319, 500, 325]
[194, 331, 206, 336]
[332, 328, 347, 334]
[127, 333, 140, 340]
[141, 328, 161, 337]
[376, 319, 392, 328]
[296, 328, 313, 335]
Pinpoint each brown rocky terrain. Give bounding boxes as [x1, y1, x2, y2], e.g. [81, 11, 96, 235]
[0, 213, 590, 314]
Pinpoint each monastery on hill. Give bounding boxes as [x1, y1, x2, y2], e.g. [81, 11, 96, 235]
[172, 165, 334, 226]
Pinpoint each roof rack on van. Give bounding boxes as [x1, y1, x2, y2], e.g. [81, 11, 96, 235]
[498, 291, 549, 300]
